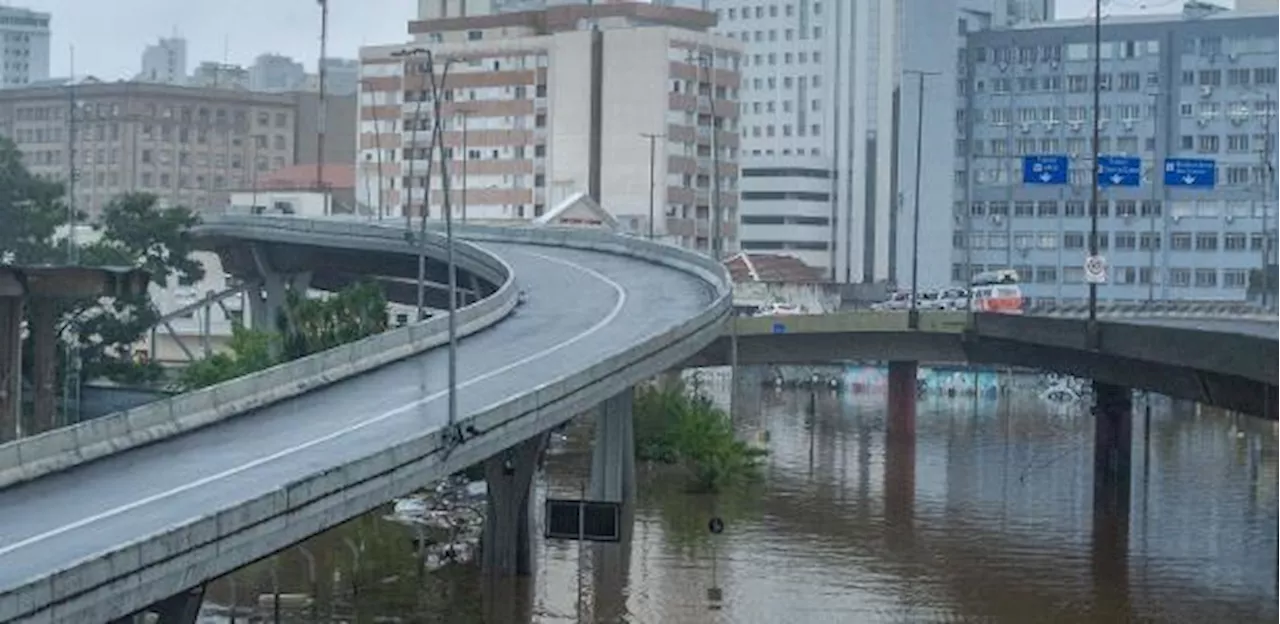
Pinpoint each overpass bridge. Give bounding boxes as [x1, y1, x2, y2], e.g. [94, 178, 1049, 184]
[0, 216, 731, 623]
[0, 214, 1274, 622]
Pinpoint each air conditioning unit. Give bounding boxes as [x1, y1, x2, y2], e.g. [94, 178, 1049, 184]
[1020, 122, 1032, 133]
[1225, 214, 1235, 224]
[990, 214, 1004, 226]
[1122, 119, 1135, 131]
[1043, 121, 1058, 133]
[1069, 121, 1082, 132]
[1197, 116, 1210, 127]
[1231, 116, 1245, 126]
[1227, 52, 1240, 63]
[1024, 64, 1035, 72]
[1199, 85, 1213, 98]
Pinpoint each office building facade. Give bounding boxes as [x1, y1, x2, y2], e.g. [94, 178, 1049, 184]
[0, 81, 297, 216]
[0, 6, 50, 88]
[360, 2, 742, 252]
[955, 7, 1279, 304]
[710, 0, 1052, 284]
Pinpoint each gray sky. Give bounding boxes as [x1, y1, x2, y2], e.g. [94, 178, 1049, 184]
[21, 0, 417, 79]
[18, 0, 1198, 80]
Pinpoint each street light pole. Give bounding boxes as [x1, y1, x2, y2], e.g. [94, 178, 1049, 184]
[426, 54, 459, 429]
[1258, 92, 1274, 309]
[316, 0, 330, 214]
[1087, 0, 1102, 323]
[1146, 90, 1160, 304]
[640, 132, 664, 240]
[458, 109, 470, 222]
[903, 69, 940, 331]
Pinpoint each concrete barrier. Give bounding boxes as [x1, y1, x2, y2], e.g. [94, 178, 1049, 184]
[0, 230, 518, 492]
[0, 217, 734, 624]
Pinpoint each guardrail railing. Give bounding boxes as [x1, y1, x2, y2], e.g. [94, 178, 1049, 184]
[1027, 301, 1277, 321]
[0, 218, 518, 491]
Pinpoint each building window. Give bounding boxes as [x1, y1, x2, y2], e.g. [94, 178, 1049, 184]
[1194, 268, 1217, 288]
[1169, 268, 1191, 287]
[1170, 232, 1193, 250]
[1195, 232, 1218, 251]
[1223, 269, 1248, 287]
[1225, 232, 1247, 250]
[1063, 232, 1085, 249]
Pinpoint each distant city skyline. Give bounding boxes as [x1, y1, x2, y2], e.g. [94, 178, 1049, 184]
[15, 0, 416, 80]
[13, 0, 1221, 81]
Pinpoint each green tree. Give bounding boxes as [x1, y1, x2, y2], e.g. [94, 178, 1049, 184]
[0, 136, 69, 264]
[633, 379, 765, 492]
[177, 325, 278, 390]
[280, 280, 388, 360]
[69, 193, 205, 384]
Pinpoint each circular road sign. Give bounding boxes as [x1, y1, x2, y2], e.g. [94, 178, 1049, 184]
[1084, 255, 1107, 284]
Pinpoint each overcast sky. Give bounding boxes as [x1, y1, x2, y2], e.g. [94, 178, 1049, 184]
[18, 0, 1201, 80]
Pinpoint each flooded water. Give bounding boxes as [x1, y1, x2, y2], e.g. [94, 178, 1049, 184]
[205, 368, 1278, 623]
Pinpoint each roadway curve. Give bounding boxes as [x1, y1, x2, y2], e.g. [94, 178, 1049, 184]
[0, 230, 724, 621]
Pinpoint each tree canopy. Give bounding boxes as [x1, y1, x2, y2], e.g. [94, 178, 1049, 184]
[0, 135, 204, 385]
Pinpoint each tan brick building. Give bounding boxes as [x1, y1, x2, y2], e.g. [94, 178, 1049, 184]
[0, 80, 297, 216]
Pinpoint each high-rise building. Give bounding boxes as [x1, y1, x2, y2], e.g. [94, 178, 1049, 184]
[0, 5, 50, 88]
[0, 81, 298, 216]
[250, 54, 306, 92]
[190, 62, 250, 90]
[359, 2, 743, 252]
[954, 5, 1278, 304]
[708, 0, 1052, 284]
[139, 37, 188, 85]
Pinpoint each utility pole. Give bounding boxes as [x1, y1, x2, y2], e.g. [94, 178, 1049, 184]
[640, 132, 664, 240]
[1259, 92, 1275, 309]
[1087, 0, 1102, 322]
[425, 52, 459, 430]
[903, 69, 940, 330]
[693, 48, 722, 258]
[316, 0, 330, 214]
[458, 108, 470, 222]
[1146, 90, 1160, 304]
[62, 47, 81, 427]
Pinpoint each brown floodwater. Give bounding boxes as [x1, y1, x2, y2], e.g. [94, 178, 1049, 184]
[205, 370, 1278, 623]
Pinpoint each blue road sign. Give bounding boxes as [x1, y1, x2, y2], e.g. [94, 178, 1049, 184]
[1097, 155, 1142, 188]
[1022, 154, 1069, 185]
[1164, 158, 1216, 189]
[771, 322, 787, 334]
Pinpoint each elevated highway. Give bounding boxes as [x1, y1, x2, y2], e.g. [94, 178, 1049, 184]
[0, 217, 731, 623]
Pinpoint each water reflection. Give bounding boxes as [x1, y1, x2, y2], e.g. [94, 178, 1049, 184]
[207, 370, 1278, 623]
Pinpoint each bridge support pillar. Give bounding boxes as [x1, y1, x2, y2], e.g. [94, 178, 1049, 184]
[1092, 381, 1133, 613]
[0, 297, 22, 443]
[108, 585, 205, 624]
[886, 361, 918, 440]
[248, 245, 311, 333]
[29, 298, 59, 435]
[483, 432, 549, 577]
[590, 389, 636, 507]
[1092, 382, 1132, 519]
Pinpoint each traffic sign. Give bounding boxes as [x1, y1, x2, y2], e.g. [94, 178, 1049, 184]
[1097, 155, 1142, 188]
[544, 498, 622, 542]
[771, 322, 787, 334]
[1022, 154, 1069, 185]
[1163, 158, 1216, 189]
[1084, 255, 1108, 284]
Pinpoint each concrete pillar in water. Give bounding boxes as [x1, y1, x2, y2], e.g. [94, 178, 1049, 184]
[483, 432, 549, 576]
[28, 298, 59, 434]
[1092, 381, 1133, 515]
[590, 389, 636, 507]
[247, 244, 311, 334]
[1092, 381, 1133, 614]
[0, 297, 23, 443]
[886, 360, 918, 441]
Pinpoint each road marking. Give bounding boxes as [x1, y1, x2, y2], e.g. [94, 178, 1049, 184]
[0, 249, 628, 559]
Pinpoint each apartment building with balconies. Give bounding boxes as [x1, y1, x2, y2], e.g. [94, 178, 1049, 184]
[359, 1, 742, 253]
[955, 5, 1278, 304]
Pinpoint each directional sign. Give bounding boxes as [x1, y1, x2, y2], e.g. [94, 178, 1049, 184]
[1097, 155, 1142, 188]
[771, 322, 787, 334]
[1164, 158, 1216, 189]
[1022, 154, 1069, 185]
[1084, 255, 1108, 284]
[544, 498, 621, 542]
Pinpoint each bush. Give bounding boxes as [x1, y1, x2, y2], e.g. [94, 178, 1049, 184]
[633, 379, 764, 492]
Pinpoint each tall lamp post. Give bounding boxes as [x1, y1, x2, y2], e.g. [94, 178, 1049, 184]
[903, 69, 940, 330]
[425, 53, 460, 429]
[1145, 89, 1161, 304]
[1087, 0, 1103, 323]
[640, 132, 664, 240]
[316, 0, 330, 214]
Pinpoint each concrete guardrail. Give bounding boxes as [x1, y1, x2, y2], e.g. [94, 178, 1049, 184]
[1028, 301, 1277, 322]
[0, 219, 518, 492]
[0, 218, 734, 624]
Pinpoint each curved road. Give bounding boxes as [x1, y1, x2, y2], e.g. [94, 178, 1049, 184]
[0, 242, 714, 600]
